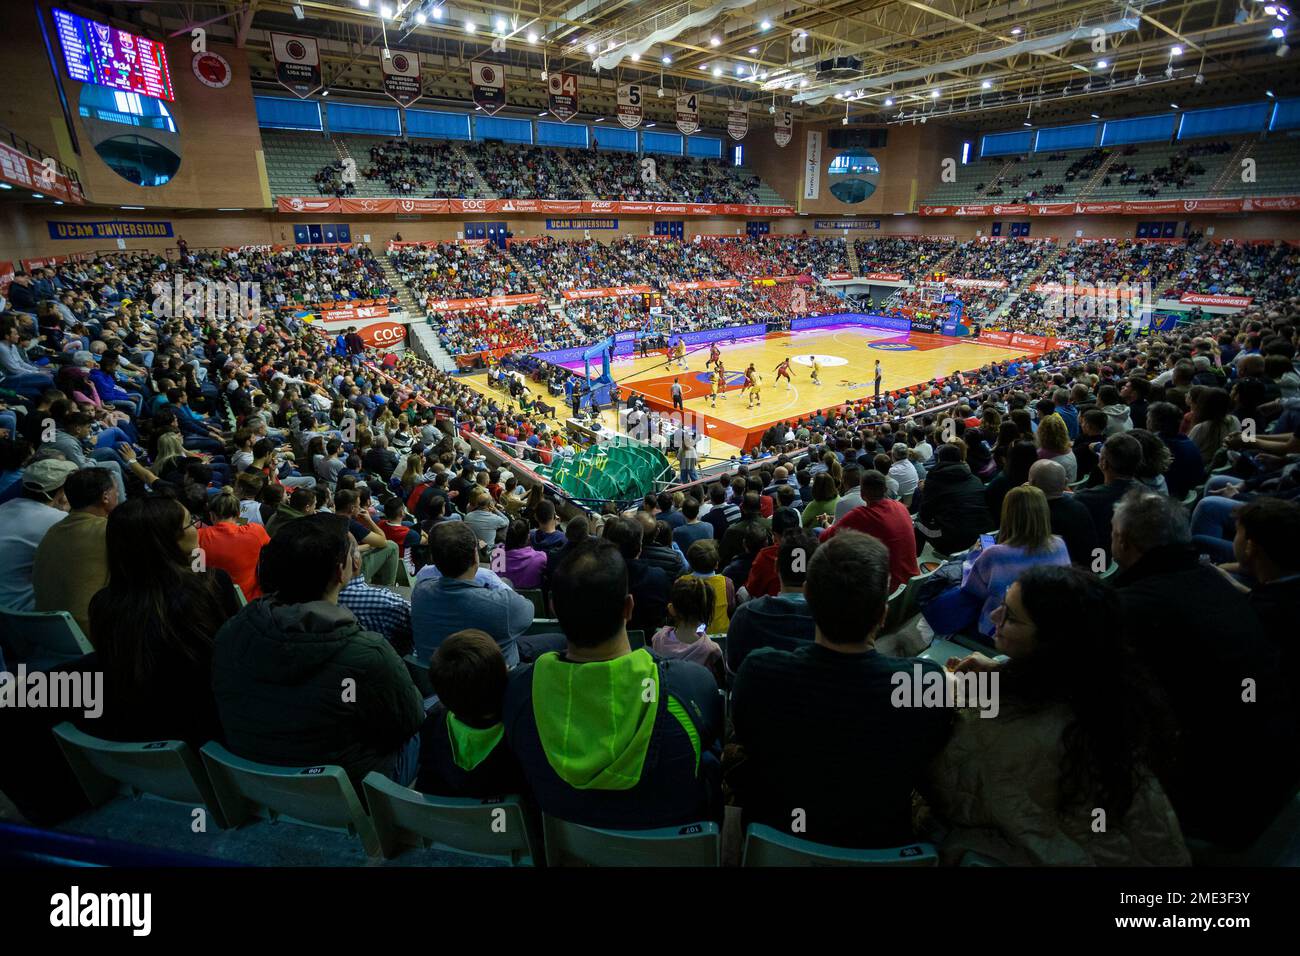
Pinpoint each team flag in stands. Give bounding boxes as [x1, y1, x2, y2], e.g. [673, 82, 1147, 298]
[382, 51, 421, 107]
[471, 61, 506, 114]
[727, 103, 748, 140]
[548, 72, 579, 123]
[617, 84, 642, 128]
[270, 33, 322, 98]
[676, 93, 700, 135]
[774, 108, 793, 147]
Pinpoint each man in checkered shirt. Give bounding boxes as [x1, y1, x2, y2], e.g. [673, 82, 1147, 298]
[338, 539, 414, 657]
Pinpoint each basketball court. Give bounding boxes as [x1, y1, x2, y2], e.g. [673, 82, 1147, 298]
[560, 324, 1043, 453]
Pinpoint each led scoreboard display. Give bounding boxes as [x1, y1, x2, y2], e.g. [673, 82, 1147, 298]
[53, 8, 175, 102]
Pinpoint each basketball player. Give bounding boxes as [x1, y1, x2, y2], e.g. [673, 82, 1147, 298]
[710, 365, 726, 407]
[748, 368, 764, 408]
[674, 339, 688, 370]
[706, 341, 722, 370]
[810, 355, 822, 386]
[774, 356, 793, 390]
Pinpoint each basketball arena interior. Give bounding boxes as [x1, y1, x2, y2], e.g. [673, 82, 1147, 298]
[0, 0, 1298, 899]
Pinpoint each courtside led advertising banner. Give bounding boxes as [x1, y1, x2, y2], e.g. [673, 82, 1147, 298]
[728, 103, 748, 141]
[774, 109, 793, 147]
[617, 84, 642, 129]
[382, 51, 421, 107]
[676, 93, 700, 135]
[471, 61, 506, 114]
[548, 72, 579, 123]
[270, 33, 322, 98]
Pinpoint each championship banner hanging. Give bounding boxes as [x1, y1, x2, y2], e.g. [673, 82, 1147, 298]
[382, 51, 421, 108]
[676, 92, 700, 135]
[270, 33, 322, 99]
[471, 61, 506, 114]
[727, 103, 748, 141]
[774, 108, 792, 147]
[548, 72, 578, 123]
[617, 84, 642, 129]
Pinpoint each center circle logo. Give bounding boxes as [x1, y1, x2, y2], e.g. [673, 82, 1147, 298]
[869, 342, 916, 351]
[792, 353, 848, 367]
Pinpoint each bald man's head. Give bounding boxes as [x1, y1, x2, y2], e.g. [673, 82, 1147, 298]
[1028, 459, 1068, 499]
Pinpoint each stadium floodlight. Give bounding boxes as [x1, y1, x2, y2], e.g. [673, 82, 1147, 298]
[760, 20, 772, 30]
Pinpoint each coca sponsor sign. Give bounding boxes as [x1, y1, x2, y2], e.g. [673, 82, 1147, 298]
[863, 272, 905, 282]
[667, 279, 742, 292]
[1179, 293, 1253, 308]
[562, 286, 652, 300]
[427, 293, 542, 312]
[320, 304, 390, 323]
[359, 321, 408, 349]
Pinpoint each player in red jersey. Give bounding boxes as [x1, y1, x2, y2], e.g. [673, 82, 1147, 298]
[774, 357, 794, 390]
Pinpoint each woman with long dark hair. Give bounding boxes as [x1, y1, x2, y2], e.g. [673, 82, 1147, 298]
[924, 565, 1188, 865]
[87, 496, 240, 747]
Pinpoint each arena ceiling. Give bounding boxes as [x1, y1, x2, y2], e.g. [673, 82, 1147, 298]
[92, 1, 1298, 130]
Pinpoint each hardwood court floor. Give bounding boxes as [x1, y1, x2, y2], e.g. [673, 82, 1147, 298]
[456, 325, 1039, 461]
[610, 325, 1040, 452]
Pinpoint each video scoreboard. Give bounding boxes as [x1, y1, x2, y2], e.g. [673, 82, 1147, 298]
[53, 8, 175, 102]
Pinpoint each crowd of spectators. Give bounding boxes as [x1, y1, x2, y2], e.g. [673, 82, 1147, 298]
[363, 139, 486, 197]
[389, 242, 534, 305]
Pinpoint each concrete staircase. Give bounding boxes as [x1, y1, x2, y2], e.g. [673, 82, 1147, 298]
[376, 253, 458, 372]
[452, 143, 496, 198]
[1074, 151, 1120, 199]
[1208, 140, 1253, 195]
[846, 240, 861, 275]
[738, 166, 789, 205]
[503, 245, 546, 297]
[557, 152, 598, 199]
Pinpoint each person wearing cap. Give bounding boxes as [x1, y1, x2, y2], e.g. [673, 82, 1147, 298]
[742, 507, 803, 601]
[0, 458, 76, 614]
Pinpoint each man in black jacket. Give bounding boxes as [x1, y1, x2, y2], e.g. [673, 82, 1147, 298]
[1075, 432, 1142, 558]
[1029, 459, 1098, 566]
[1111, 488, 1296, 848]
[604, 514, 671, 636]
[1233, 497, 1300, 680]
[212, 515, 425, 785]
[913, 444, 992, 555]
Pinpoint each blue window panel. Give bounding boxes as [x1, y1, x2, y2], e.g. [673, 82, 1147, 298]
[537, 121, 588, 148]
[687, 135, 722, 159]
[406, 109, 471, 141]
[1270, 98, 1300, 131]
[1033, 122, 1099, 152]
[642, 130, 684, 155]
[1101, 113, 1176, 146]
[1178, 102, 1272, 140]
[326, 102, 400, 136]
[595, 126, 637, 151]
[255, 96, 322, 131]
[980, 130, 1033, 157]
[473, 115, 532, 144]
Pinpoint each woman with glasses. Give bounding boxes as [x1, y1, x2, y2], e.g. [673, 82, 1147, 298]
[921, 565, 1189, 866]
[87, 495, 241, 748]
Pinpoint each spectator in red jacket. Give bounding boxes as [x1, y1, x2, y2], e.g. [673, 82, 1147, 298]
[820, 470, 920, 590]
